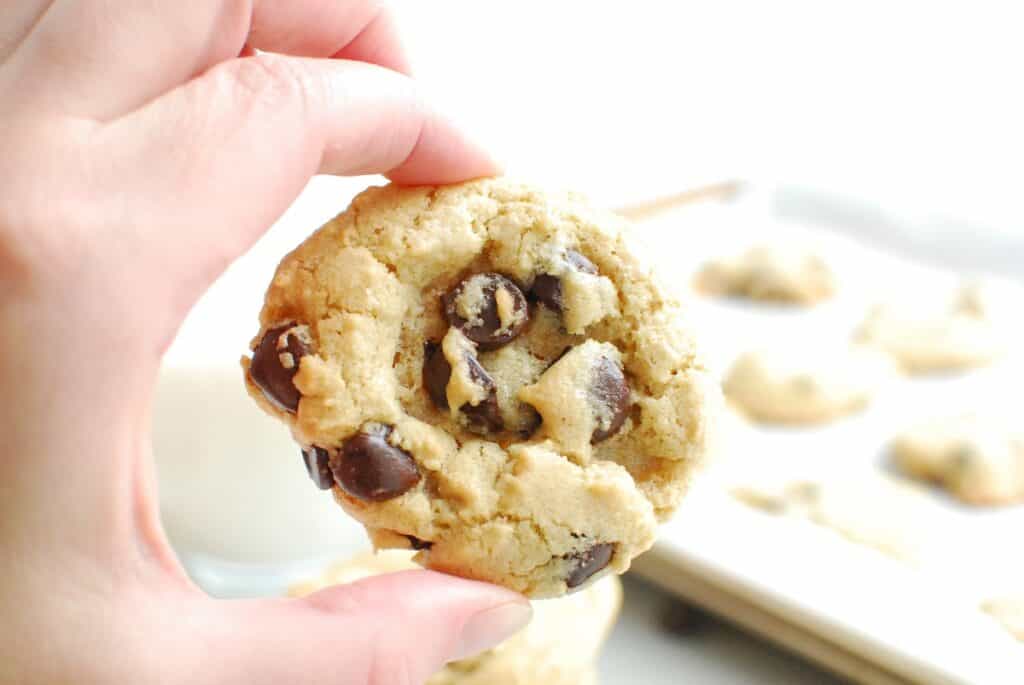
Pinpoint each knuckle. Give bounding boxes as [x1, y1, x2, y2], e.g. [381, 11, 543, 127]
[0, 190, 61, 285]
[0, 123, 98, 286]
[225, 53, 311, 111]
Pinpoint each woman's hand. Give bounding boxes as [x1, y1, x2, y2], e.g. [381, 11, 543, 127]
[0, 2, 528, 683]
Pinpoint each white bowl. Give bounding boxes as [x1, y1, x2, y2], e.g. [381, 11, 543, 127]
[152, 364, 369, 597]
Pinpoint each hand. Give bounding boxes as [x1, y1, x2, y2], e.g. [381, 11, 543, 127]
[0, 2, 528, 683]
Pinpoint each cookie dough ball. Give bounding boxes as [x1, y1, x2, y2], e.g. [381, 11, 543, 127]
[890, 414, 1024, 505]
[243, 178, 719, 597]
[694, 244, 836, 305]
[856, 279, 1012, 373]
[290, 550, 622, 685]
[722, 344, 895, 424]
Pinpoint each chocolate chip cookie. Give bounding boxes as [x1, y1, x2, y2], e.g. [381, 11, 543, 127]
[731, 473, 949, 564]
[242, 178, 718, 597]
[890, 414, 1024, 505]
[723, 344, 896, 424]
[290, 550, 622, 685]
[856, 279, 1013, 373]
[694, 244, 836, 305]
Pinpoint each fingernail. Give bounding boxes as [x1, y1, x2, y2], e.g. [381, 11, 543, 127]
[454, 600, 533, 660]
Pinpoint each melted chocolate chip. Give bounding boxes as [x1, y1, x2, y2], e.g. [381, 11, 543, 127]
[590, 355, 630, 443]
[422, 342, 451, 410]
[406, 535, 433, 551]
[566, 543, 615, 588]
[249, 323, 313, 412]
[566, 249, 598, 274]
[443, 273, 529, 350]
[548, 346, 573, 368]
[517, 405, 542, 438]
[530, 249, 598, 312]
[529, 274, 562, 311]
[301, 446, 335, 490]
[460, 357, 503, 433]
[422, 341, 503, 433]
[331, 426, 420, 502]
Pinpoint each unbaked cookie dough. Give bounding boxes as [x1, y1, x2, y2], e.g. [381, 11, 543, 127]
[982, 597, 1024, 642]
[731, 473, 946, 563]
[856, 279, 1012, 373]
[890, 414, 1024, 506]
[693, 244, 836, 305]
[722, 344, 896, 424]
[290, 550, 622, 685]
[243, 178, 719, 597]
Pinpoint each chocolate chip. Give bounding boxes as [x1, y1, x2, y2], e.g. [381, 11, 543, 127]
[591, 355, 630, 443]
[422, 342, 451, 410]
[529, 274, 562, 311]
[548, 346, 573, 368]
[331, 426, 420, 502]
[566, 249, 598, 274]
[406, 535, 433, 551]
[443, 273, 528, 350]
[249, 323, 313, 412]
[301, 446, 334, 490]
[530, 249, 598, 312]
[460, 357, 503, 433]
[517, 406, 542, 438]
[566, 543, 615, 588]
[422, 341, 503, 433]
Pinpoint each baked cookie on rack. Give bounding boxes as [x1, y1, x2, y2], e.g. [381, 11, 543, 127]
[731, 473, 948, 563]
[243, 178, 719, 597]
[290, 550, 622, 685]
[890, 414, 1024, 506]
[693, 244, 836, 305]
[722, 344, 896, 424]
[856, 279, 1015, 373]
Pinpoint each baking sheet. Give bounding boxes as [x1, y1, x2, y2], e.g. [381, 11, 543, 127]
[627, 188, 1024, 684]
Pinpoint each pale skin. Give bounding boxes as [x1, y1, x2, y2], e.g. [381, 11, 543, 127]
[0, 2, 533, 683]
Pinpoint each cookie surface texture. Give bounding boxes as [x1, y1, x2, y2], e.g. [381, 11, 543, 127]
[244, 178, 718, 597]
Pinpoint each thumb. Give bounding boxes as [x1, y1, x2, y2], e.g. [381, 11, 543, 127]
[100, 54, 498, 324]
[207, 570, 532, 685]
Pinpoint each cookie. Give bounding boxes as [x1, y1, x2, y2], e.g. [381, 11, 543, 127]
[981, 597, 1024, 642]
[722, 344, 895, 424]
[289, 550, 622, 685]
[856, 280, 1010, 373]
[693, 244, 836, 305]
[242, 178, 719, 597]
[732, 473, 947, 563]
[891, 414, 1024, 505]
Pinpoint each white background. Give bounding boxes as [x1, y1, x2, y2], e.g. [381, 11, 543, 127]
[393, 0, 1024, 232]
